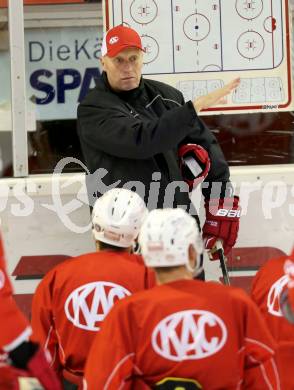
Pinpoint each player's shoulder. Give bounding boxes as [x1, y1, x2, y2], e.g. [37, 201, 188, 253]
[41, 252, 98, 279]
[227, 285, 252, 302]
[111, 284, 161, 311]
[123, 253, 145, 266]
[254, 255, 287, 280]
[260, 255, 287, 270]
[205, 281, 252, 305]
[76, 251, 147, 273]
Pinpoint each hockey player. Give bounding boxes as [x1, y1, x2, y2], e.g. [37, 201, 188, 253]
[31, 188, 155, 389]
[0, 232, 61, 390]
[84, 208, 280, 390]
[251, 249, 294, 389]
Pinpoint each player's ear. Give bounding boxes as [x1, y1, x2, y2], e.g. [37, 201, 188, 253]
[100, 56, 106, 70]
[188, 244, 197, 270]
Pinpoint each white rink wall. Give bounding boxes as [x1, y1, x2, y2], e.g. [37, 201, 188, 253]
[1, 164, 294, 297]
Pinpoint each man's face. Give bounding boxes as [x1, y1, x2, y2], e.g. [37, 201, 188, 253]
[101, 48, 143, 92]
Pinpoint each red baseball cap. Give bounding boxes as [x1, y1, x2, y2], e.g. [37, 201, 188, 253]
[101, 25, 143, 57]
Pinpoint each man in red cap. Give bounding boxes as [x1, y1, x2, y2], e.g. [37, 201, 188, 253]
[77, 24, 241, 271]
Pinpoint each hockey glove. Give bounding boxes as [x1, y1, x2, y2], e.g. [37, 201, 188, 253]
[178, 144, 210, 191]
[202, 196, 241, 260]
[9, 341, 61, 390]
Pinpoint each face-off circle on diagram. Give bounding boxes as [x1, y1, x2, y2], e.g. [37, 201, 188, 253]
[235, 0, 263, 20]
[130, 0, 158, 25]
[183, 13, 210, 42]
[237, 31, 265, 59]
[202, 64, 221, 72]
[264, 16, 276, 33]
[141, 35, 159, 64]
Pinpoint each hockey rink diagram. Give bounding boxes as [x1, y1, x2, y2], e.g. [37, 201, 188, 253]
[105, 0, 293, 112]
[232, 77, 285, 103]
[176, 79, 225, 102]
[110, 0, 284, 75]
[177, 77, 285, 104]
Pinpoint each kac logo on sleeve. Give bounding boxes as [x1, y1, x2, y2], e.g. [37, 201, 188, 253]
[267, 274, 289, 317]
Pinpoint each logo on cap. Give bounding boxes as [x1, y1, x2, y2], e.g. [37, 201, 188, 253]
[109, 36, 119, 45]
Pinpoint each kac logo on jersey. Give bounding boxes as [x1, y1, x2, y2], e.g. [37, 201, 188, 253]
[267, 274, 289, 317]
[151, 309, 227, 361]
[64, 281, 131, 331]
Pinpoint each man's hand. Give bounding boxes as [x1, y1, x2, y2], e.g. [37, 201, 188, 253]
[203, 196, 241, 260]
[193, 78, 240, 112]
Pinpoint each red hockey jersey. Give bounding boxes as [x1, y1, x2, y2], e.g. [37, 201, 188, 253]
[251, 254, 294, 390]
[284, 257, 294, 313]
[0, 235, 31, 352]
[84, 279, 280, 390]
[31, 251, 155, 383]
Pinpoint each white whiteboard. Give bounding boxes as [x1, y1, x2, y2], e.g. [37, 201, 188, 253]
[104, 0, 293, 114]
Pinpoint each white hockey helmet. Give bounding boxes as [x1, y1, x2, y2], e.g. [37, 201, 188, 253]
[138, 208, 203, 272]
[92, 188, 148, 248]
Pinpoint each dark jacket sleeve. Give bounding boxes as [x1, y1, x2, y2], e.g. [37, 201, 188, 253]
[178, 92, 232, 199]
[78, 98, 198, 160]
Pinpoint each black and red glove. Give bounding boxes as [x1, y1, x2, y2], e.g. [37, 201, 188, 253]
[9, 341, 62, 390]
[178, 144, 211, 191]
[202, 196, 241, 260]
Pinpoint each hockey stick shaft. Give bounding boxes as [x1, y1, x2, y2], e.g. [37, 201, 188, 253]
[217, 250, 230, 286]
